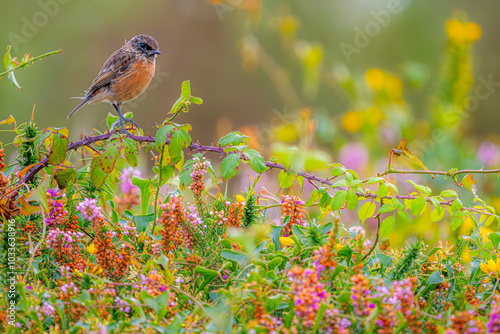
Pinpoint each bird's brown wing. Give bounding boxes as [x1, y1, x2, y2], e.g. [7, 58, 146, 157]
[86, 49, 137, 96]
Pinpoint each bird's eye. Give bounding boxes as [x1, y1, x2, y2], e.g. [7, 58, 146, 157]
[140, 43, 146, 48]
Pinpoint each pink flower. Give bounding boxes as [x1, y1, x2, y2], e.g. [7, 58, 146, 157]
[477, 140, 500, 168]
[76, 198, 103, 222]
[120, 167, 141, 194]
[339, 142, 369, 171]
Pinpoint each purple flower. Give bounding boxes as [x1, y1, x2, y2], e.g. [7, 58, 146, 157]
[477, 140, 500, 168]
[339, 142, 369, 171]
[487, 302, 500, 333]
[76, 198, 103, 222]
[120, 167, 141, 194]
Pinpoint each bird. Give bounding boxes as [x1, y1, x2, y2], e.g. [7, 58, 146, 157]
[68, 34, 161, 135]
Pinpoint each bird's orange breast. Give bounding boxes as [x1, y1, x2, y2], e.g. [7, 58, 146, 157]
[111, 59, 156, 103]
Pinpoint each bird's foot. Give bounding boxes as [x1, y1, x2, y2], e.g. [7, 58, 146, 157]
[123, 118, 140, 129]
[119, 126, 134, 136]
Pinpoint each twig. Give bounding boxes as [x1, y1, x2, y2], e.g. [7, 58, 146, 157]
[0, 49, 62, 77]
[366, 167, 500, 181]
[360, 214, 381, 263]
[484, 277, 500, 303]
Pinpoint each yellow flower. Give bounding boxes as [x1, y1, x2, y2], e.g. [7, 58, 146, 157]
[480, 258, 500, 277]
[87, 243, 97, 255]
[279, 15, 300, 40]
[480, 227, 494, 243]
[384, 73, 403, 99]
[273, 124, 299, 143]
[446, 18, 482, 44]
[236, 195, 246, 203]
[280, 237, 295, 246]
[91, 264, 103, 275]
[342, 110, 363, 133]
[365, 68, 385, 90]
[461, 249, 472, 264]
[334, 243, 345, 252]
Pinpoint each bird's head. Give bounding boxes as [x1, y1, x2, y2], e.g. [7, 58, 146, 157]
[128, 34, 161, 61]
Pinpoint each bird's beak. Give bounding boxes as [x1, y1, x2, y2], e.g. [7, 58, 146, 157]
[151, 50, 162, 55]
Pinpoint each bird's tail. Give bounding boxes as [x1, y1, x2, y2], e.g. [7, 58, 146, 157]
[67, 97, 90, 119]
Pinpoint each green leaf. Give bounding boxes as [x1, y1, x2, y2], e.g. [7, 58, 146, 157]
[407, 180, 431, 195]
[396, 210, 412, 225]
[221, 154, 240, 180]
[106, 113, 119, 129]
[221, 250, 248, 268]
[489, 233, 500, 250]
[375, 253, 393, 267]
[165, 317, 182, 334]
[337, 244, 353, 265]
[179, 159, 196, 189]
[194, 266, 218, 293]
[426, 271, 444, 289]
[90, 156, 107, 188]
[451, 198, 463, 211]
[270, 223, 285, 252]
[380, 216, 395, 239]
[268, 257, 282, 270]
[53, 164, 77, 189]
[278, 170, 296, 188]
[169, 129, 191, 158]
[331, 166, 346, 177]
[410, 197, 427, 215]
[319, 192, 333, 210]
[123, 138, 138, 167]
[451, 217, 464, 231]
[155, 124, 174, 152]
[378, 203, 395, 214]
[132, 176, 151, 215]
[47, 134, 68, 165]
[154, 165, 175, 186]
[218, 131, 249, 146]
[169, 80, 193, 114]
[330, 190, 347, 211]
[366, 176, 385, 185]
[25, 175, 49, 214]
[358, 202, 376, 223]
[99, 140, 121, 174]
[244, 149, 267, 173]
[134, 214, 154, 233]
[440, 189, 458, 198]
[346, 189, 358, 211]
[377, 182, 389, 198]
[141, 290, 171, 318]
[265, 295, 283, 313]
[313, 303, 328, 334]
[3, 46, 22, 89]
[430, 208, 445, 222]
[189, 96, 203, 104]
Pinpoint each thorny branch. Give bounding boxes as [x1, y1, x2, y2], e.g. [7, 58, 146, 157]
[21, 132, 500, 219]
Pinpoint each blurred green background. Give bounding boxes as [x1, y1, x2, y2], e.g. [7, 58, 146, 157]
[2, 0, 500, 143]
[2, 0, 500, 246]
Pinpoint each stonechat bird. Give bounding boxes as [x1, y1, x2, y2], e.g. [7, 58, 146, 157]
[68, 34, 161, 135]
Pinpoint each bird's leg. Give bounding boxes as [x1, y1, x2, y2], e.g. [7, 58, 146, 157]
[113, 104, 133, 136]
